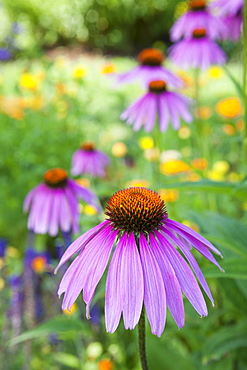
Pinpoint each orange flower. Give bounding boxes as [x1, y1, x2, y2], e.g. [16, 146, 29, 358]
[194, 106, 212, 119]
[216, 97, 242, 118]
[236, 119, 244, 131]
[98, 359, 113, 370]
[223, 124, 235, 135]
[31, 256, 47, 273]
[160, 160, 190, 175]
[191, 158, 208, 170]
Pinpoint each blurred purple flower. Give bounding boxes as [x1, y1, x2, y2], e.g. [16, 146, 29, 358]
[210, 0, 243, 16]
[23, 168, 100, 236]
[169, 28, 226, 70]
[170, 0, 226, 41]
[0, 48, 12, 61]
[120, 80, 193, 132]
[71, 143, 110, 178]
[111, 48, 183, 88]
[56, 187, 223, 337]
[0, 238, 7, 258]
[222, 14, 242, 41]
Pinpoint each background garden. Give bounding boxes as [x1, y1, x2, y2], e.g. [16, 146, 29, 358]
[0, 0, 247, 369]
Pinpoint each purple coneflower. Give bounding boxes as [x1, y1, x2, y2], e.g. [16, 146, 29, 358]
[23, 168, 100, 237]
[112, 48, 183, 88]
[210, 0, 243, 41]
[169, 28, 227, 70]
[120, 80, 193, 133]
[170, 0, 226, 41]
[71, 142, 110, 178]
[56, 187, 223, 337]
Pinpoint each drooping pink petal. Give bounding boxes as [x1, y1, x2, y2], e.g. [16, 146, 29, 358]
[139, 233, 166, 337]
[59, 224, 115, 311]
[149, 233, 185, 329]
[23, 184, 42, 212]
[55, 221, 109, 273]
[155, 230, 208, 317]
[106, 232, 144, 332]
[162, 227, 214, 304]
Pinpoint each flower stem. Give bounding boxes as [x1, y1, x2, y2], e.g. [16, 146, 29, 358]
[243, 0, 247, 165]
[138, 308, 149, 370]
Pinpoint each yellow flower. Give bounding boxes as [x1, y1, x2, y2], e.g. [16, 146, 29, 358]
[84, 204, 98, 216]
[138, 136, 154, 150]
[207, 170, 225, 181]
[227, 172, 243, 182]
[191, 158, 208, 170]
[87, 342, 103, 360]
[76, 178, 91, 188]
[0, 258, 4, 269]
[63, 303, 77, 315]
[6, 247, 19, 258]
[182, 220, 199, 232]
[20, 73, 39, 91]
[144, 148, 160, 162]
[223, 124, 235, 135]
[159, 189, 178, 203]
[194, 106, 212, 119]
[127, 179, 150, 188]
[160, 160, 190, 176]
[212, 161, 230, 174]
[73, 66, 87, 79]
[112, 142, 127, 157]
[178, 126, 191, 139]
[31, 256, 47, 273]
[98, 359, 113, 370]
[216, 97, 242, 118]
[101, 63, 116, 74]
[0, 278, 5, 290]
[208, 66, 223, 79]
[177, 70, 193, 88]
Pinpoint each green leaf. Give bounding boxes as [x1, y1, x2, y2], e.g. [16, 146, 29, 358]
[203, 258, 247, 279]
[160, 180, 247, 201]
[202, 322, 247, 364]
[189, 212, 247, 257]
[220, 279, 247, 314]
[52, 353, 80, 368]
[9, 315, 85, 346]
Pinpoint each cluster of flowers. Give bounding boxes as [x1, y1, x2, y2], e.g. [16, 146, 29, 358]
[21, 0, 239, 338]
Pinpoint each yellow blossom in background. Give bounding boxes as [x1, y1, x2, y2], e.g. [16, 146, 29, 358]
[160, 160, 190, 176]
[127, 179, 150, 188]
[138, 136, 154, 150]
[73, 66, 87, 79]
[84, 204, 98, 216]
[174, 2, 188, 18]
[223, 124, 235, 135]
[56, 83, 67, 96]
[144, 148, 160, 162]
[236, 119, 244, 131]
[0, 258, 4, 269]
[20, 73, 39, 91]
[87, 342, 103, 360]
[178, 126, 191, 139]
[194, 106, 213, 119]
[0, 278, 5, 290]
[212, 160, 230, 174]
[159, 189, 178, 203]
[98, 359, 113, 370]
[101, 63, 116, 74]
[31, 256, 47, 273]
[112, 142, 127, 157]
[63, 303, 77, 315]
[227, 172, 243, 182]
[182, 220, 199, 232]
[216, 97, 242, 118]
[208, 66, 223, 78]
[6, 247, 19, 258]
[76, 178, 91, 188]
[207, 170, 225, 181]
[191, 158, 208, 170]
[55, 56, 66, 69]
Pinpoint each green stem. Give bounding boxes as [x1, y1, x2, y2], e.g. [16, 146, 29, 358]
[138, 308, 149, 370]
